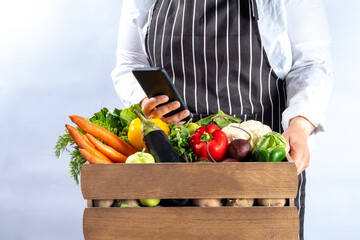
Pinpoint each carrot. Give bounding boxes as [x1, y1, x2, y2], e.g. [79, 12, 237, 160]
[65, 124, 94, 150]
[69, 115, 137, 156]
[79, 149, 112, 164]
[86, 133, 127, 163]
[66, 124, 113, 163]
[84, 145, 113, 163]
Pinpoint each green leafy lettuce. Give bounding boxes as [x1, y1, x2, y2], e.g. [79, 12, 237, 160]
[254, 131, 287, 152]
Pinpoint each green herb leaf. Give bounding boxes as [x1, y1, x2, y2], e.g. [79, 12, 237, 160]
[106, 109, 125, 132]
[69, 146, 86, 185]
[168, 126, 197, 162]
[54, 130, 74, 158]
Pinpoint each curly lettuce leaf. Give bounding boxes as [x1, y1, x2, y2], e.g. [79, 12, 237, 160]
[120, 104, 142, 125]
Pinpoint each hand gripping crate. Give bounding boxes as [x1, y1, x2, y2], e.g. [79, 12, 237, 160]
[81, 155, 299, 240]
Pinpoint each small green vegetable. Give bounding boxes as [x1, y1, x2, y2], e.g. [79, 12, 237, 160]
[253, 131, 287, 162]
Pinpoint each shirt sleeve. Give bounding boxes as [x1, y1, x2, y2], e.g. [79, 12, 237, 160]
[282, 0, 334, 134]
[110, 1, 151, 107]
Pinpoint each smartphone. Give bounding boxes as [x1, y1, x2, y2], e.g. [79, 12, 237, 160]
[132, 67, 192, 121]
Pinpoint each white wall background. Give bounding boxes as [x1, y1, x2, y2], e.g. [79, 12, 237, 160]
[0, 0, 358, 239]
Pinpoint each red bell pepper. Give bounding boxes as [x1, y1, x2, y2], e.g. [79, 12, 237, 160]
[189, 124, 228, 161]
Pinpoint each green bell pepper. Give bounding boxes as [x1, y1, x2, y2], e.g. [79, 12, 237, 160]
[253, 131, 287, 162]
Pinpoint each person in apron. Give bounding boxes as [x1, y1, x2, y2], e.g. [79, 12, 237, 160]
[112, 1, 333, 239]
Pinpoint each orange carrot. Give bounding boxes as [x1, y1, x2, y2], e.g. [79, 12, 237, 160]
[65, 124, 94, 150]
[84, 145, 113, 163]
[69, 115, 137, 156]
[66, 124, 112, 163]
[79, 149, 112, 164]
[86, 133, 127, 163]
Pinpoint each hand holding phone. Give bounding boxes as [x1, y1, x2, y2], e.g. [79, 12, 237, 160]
[140, 95, 190, 123]
[132, 67, 192, 123]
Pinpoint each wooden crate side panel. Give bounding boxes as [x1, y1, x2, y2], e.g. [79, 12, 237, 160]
[81, 163, 298, 200]
[83, 207, 299, 240]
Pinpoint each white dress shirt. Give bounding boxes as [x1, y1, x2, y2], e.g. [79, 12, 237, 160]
[111, 0, 333, 134]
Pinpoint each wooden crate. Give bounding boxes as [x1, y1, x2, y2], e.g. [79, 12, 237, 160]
[81, 156, 299, 240]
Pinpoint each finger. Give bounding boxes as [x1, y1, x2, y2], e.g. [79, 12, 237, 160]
[290, 144, 310, 174]
[142, 95, 169, 117]
[148, 101, 180, 119]
[173, 121, 186, 128]
[161, 110, 190, 124]
[291, 150, 303, 174]
[140, 97, 149, 108]
[282, 132, 291, 153]
[177, 121, 186, 126]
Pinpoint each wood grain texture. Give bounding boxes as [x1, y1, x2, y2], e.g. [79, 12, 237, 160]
[83, 207, 299, 240]
[81, 162, 298, 200]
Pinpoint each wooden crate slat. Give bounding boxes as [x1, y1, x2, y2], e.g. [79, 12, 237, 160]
[83, 207, 299, 240]
[81, 162, 298, 200]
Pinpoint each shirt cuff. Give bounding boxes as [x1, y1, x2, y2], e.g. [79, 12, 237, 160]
[281, 103, 326, 135]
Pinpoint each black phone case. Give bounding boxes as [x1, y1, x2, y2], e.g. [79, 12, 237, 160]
[132, 67, 192, 121]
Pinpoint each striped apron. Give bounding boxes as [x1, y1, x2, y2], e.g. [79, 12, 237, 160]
[144, 0, 306, 238]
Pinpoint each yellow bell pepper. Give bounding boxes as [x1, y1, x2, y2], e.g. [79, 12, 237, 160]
[128, 118, 170, 151]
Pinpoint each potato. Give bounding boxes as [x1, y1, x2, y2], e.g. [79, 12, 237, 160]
[93, 199, 115, 208]
[256, 198, 286, 207]
[119, 199, 140, 207]
[193, 198, 222, 207]
[226, 198, 254, 207]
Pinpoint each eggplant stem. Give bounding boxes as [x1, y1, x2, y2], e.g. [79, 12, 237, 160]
[230, 125, 253, 142]
[206, 140, 216, 163]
